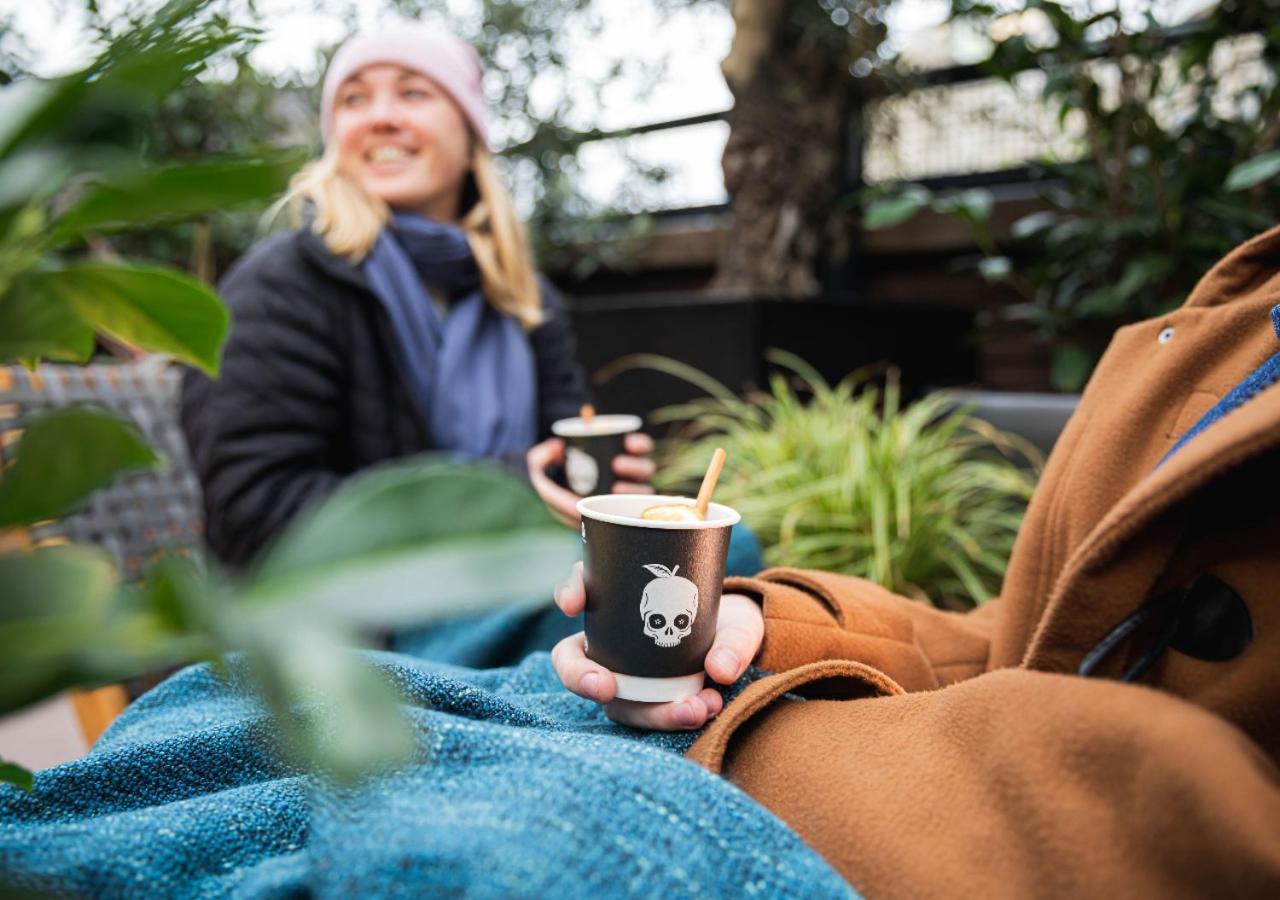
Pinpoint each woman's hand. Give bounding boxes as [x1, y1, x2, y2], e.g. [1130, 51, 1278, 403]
[550, 562, 764, 730]
[527, 438, 581, 527]
[527, 433, 656, 527]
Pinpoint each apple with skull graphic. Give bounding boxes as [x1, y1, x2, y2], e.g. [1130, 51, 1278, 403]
[640, 563, 698, 648]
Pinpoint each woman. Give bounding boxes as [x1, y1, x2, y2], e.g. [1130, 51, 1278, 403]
[181, 26, 651, 570]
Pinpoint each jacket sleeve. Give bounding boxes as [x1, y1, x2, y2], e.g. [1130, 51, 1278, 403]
[688, 667, 1280, 898]
[180, 256, 347, 570]
[725, 567, 1003, 690]
[530, 278, 590, 438]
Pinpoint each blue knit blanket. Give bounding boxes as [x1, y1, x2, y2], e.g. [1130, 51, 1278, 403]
[0, 645, 854, 898]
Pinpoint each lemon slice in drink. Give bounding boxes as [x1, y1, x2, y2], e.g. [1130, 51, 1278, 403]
[640, 502, 704, 523]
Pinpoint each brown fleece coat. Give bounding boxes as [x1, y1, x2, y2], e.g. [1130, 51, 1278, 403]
[688, 227, 1280, 897]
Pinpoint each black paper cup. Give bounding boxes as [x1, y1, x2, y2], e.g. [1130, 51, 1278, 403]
[577, 494, 741, 703]
[551, 414, 643, 496]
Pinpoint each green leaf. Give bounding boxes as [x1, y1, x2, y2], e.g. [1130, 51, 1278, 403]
[1051, 343, 1095, 392]
[1114, 255, 1169, 300]
[242, 624, 416, 784]
[0, 80, 58, 162]
[0, 759, 34, 793]
[0, 547, 211, 717]
[0, 147, 80, 212]
[936, 189, 994, 227]
[0, 1, 247, 161]
[1010, 211, 1059, 240]
[1075, 287, 1125, 318]
[0, 407, 159, 528]
[0, 546, 121, 713]
[50, 152, 304, 245]
[0, 282, 95, 364]
[233, 460, 586, 782]
[251, 530, 580, 631]
[978, 256, 1013, 282]
[141, 558, 215, 635]
[862, 187, 932, 230]
[593, 353, 740, 403]
[1199, 197, 1275, 232]
[27, 262, 229, 375]
[246, 460, 580, 630]
[1225, 151, 1280, 191]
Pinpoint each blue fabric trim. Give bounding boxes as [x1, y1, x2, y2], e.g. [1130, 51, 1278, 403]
[1271, 303, 1280, 340]
[1159, 350, 1280, 467]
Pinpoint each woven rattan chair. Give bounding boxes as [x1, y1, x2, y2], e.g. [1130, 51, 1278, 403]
[0, 359, 203, 743]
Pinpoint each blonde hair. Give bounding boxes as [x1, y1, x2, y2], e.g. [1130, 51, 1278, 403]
[276, 144, 543, 329]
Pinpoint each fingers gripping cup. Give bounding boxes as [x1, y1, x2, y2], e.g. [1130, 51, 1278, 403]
[551, 414, 642, 496]
[577, 494, 741, 703]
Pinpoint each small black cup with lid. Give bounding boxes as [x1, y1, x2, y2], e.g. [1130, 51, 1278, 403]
[551, 414, 642, 496]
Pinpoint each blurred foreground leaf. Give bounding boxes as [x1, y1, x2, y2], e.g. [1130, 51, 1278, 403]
[0, 459, 579, 785]
[243, 625, 417, 783]
[0, 285, 94, 364]
[0, 760, 33, 793]
[249, 461, 580, 629]
[51, 153, 303, 245]
[0, 407, 159, 528]
[27, 263, 229, 375]
[233, 460, 577, 780]
[0, 546, 122, 711]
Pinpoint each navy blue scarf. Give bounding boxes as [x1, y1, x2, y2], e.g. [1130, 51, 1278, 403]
[361, 212, 537, 458]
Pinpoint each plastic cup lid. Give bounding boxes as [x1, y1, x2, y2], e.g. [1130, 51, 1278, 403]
[551, 414, 643, 438]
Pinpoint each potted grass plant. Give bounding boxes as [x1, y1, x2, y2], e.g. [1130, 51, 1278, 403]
[639, 351, 1040, 610]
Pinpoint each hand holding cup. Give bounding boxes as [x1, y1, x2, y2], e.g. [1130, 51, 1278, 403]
[527, 415, 653, 526]
[555, 446, 756, 726]
[551, 562, 763, 730]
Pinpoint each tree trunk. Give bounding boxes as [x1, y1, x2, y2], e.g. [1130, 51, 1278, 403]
[714, 0, 873, 297]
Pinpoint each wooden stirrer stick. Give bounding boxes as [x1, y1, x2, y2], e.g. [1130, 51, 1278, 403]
[694, 447, 727, 519]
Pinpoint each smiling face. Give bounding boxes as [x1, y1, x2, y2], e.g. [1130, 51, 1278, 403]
[330, 63, 473, 221]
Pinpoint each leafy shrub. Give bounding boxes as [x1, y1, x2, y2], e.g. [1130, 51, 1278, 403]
[646, 352, 1040, 609]
[865, 1, 1280, 391]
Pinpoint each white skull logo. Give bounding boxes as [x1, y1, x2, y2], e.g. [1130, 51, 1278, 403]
[566, 446, 599, 494]
[640, 564, 698, 648]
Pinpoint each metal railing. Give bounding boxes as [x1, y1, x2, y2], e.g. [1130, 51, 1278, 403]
[546, 19, 1232, 218]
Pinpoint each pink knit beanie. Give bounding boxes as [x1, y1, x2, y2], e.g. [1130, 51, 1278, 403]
[320, 25, 489, 149]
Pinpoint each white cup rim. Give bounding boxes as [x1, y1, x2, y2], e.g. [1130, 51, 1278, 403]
[577, 494, 741, 530]
[551, 414, 643, 438]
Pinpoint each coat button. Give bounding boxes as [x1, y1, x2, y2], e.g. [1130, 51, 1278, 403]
[1170, 574, 1253, 662]
[1158, 326, 1175, 344]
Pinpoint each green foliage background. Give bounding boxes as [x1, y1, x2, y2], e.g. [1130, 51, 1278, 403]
[2, 0, 709, 282]
[864, 0, 1280, 391]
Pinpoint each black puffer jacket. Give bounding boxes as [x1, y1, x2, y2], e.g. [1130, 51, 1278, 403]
[181, 228, 588, 569]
